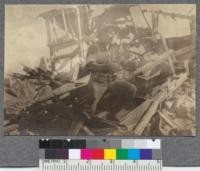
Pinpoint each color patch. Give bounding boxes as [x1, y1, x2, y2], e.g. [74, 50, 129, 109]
[152, 149, 162, 160]
[45, 149, 56, 159]
[121, 139, 135, 148]
[104, 149, 116, 160]
[134, 140, 147, 149]
[55, 149, 68, 159]
[128, 149, 140, 160]
[81, 149, 92, 159]
[68, 149, 80, 159]
[70, 140, 86, 149]
[147, 139, 161, 149]
[140, 149, 152, 159]
[92, 149, 104, 159]
[40, 140, 50, 148]
[116, 149, 128, 159]
[86, 140, 98, 148]
[50, 140, 64, 148]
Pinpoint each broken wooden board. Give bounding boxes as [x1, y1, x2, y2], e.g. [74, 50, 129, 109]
[82, 126, 95, 136]
[4, 124, 19, 133]
[142, 9, 194, 20]
[133, 45, 193, 77]
[35, 74, 90, 103]
[159, 111, 182, 130]
[95, 111, 109, 119]
[75, 74, 91, 84]
[68, 115, 86, 135]
[120, 99, 152, 130]
[175, 45, 195, 58]
[3, 120, 10, 126]
[134, 101, 159, 135]
[115, 108, 130, 121]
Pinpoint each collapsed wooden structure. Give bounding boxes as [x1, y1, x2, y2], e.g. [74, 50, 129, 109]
[4, 5, 196, 136]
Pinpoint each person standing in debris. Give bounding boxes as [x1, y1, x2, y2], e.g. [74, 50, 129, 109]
[85, 25, 122, 116]
[86, 59, 120, 116]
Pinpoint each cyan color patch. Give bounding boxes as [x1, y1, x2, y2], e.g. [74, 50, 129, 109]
[128, 149, 140, 159]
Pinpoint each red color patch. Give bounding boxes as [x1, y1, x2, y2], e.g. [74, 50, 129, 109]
[92, 149, 104, 159]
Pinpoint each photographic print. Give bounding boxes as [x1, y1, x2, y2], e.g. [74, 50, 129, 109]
[4, 4, 196, 136]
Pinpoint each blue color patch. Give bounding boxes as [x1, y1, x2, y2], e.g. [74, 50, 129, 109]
[128, 149, 140, 159]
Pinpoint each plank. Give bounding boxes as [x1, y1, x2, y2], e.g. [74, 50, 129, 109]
[115, 108, 130, 121]
[4, 124, 19, 133]
[175, 45, 195, 57]
[120, 99, 152, 130]
[3, 120, 10, 126]
[159, 111, 182, 129]
[68, 115, 86, 135]
[82, 126, 95, 136]
[35, 75, 90, 103]
[134, 101, 159, 135]
[142, 9, 193, 20]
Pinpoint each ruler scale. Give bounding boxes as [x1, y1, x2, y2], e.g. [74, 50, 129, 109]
[39, 160, 162, 171]
[39, 139, 162, 171]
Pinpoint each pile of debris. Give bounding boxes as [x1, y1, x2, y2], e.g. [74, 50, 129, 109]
[4, 58, 69, 135]
[4, 58, 196, 136]
[4, 57, 91, 135]
[159, 80, 196, 136]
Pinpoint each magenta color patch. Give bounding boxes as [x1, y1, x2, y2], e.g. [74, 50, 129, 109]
[81, 149, 92, 159]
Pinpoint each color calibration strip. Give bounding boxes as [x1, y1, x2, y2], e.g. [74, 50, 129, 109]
[39, 139, 161, 160]
[39, 139, 162, 171]
[40, 148, 161, 160]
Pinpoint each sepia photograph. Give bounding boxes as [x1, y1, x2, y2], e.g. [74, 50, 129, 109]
[4, 4, 196, 136]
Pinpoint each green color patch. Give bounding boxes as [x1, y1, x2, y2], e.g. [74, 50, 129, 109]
[116, 149, 128, 160]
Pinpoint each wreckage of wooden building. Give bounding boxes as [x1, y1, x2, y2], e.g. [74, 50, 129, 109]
[4, 5, 196, 136]
[39, 6, 90, 80]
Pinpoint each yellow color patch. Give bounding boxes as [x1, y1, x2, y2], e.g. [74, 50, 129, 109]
[104, 149, 116, 160]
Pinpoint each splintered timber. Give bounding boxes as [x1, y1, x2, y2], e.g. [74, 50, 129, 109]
[4, 4, 196, 136]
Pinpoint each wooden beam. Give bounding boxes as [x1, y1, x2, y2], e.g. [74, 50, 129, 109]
[120, 99, 152, 130]
[72, 64, 80, 81]
[4, 124, 19, 133]
[175, 45, 195, 57]
[160, 35, 176, 76]
[134, 101, 159, 135]
[82, 126, 95, 136]
[68, 115, 86, 135]
[34, 74, 90, 104]
[159, 111, 182, 129]
[4, 120, 10, 126]
[62, 9, 69, 35]
[142, 9, 194, 20]
[45, 19, 51, 45]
